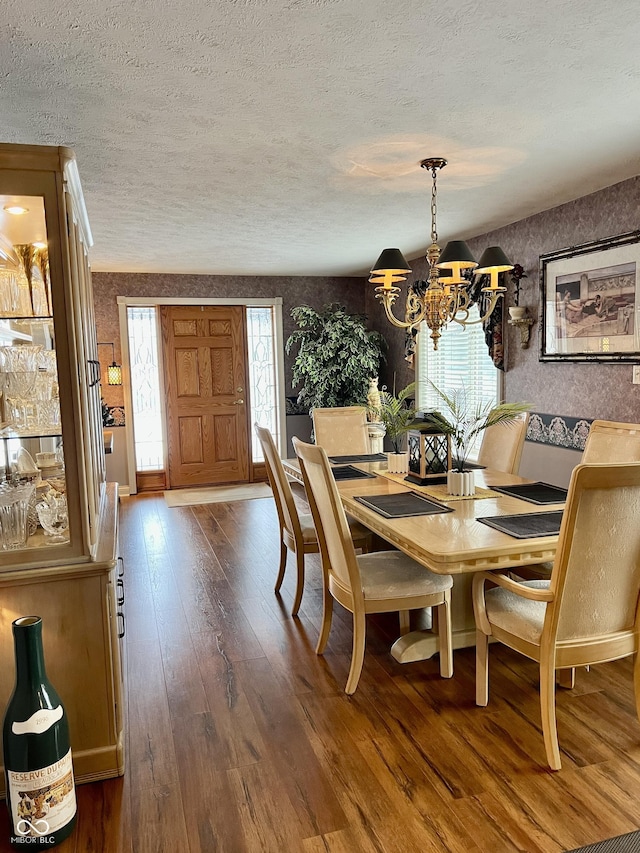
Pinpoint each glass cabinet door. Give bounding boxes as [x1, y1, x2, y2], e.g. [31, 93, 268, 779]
[0, 150, 102, 568]
[0, 191, 69, 554]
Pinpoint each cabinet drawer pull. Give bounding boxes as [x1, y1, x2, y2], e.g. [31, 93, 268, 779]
[117, 556, 125, 578]
[117, 611, 125, 639]
[116, 578, 125, 606]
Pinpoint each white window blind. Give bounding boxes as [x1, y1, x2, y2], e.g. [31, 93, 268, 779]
[416, 306, 499, 458]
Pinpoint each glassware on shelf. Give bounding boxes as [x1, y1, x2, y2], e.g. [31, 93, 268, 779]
[0, 270, 19, 315]
[0, 346, 43, 403]
[0, 482, 35, 550]
[0, 345, 42, 372]
[38, 398, 61, 430]
[36, 493, 69, 542]
[2, 371, 38, 397]
[15, 448, 38, 477]
[4, 397, 38, 432]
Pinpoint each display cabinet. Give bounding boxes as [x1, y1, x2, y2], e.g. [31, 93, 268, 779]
[0, 144, 124, 788]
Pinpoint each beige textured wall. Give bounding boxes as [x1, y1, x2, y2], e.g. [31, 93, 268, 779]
[92, 272, 370, 411]
[366, 174, 640, 422]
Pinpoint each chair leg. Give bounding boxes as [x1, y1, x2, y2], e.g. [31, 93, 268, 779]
[540, 654, 561, 771]
[291, 548, 305, 616]
[437, 595, 453, 678]
[399, 610, 411, 636]
[475, 629, 489, 706]
[274, 538, 287, 593]
[345, 610, 366, 695]
[633, 651, 640, 726]
[557, 668, 575, 689]
[316, 587, 334, 654]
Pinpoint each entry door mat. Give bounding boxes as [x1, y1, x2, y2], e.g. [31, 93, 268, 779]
[354, 492, 453, 519]
[478, 510, 563, 539]
[164, 482, 272, 507]
[489, 482, 568, 504]
[567, 830, 640, 853]
[328, 453, 387, 463]
[331, 465, 377, 481]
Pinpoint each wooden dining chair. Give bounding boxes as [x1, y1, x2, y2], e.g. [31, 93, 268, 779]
[517, 418, 640, 584]
[473, 461, 640, 770]
[477, 412, 529, 474]
[582, 418, 640, 462]
[293, 437, 453, 694]
[311, 406, 370, 455]
[255, 425, 372, 615]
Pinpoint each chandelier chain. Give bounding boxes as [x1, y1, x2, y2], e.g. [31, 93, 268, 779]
[430, 167, 438, 245]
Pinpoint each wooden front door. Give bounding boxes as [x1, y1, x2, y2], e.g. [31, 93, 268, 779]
[161, 305, 250, 488]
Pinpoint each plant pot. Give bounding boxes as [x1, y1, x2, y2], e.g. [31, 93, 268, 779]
[447, 470, 475, 496]
[367, 421, 386, 454]
[508, 306, 527, 320]
[386, 452, 409, 475]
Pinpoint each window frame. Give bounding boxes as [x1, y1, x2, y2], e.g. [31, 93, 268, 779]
[415, 311, 503, 460]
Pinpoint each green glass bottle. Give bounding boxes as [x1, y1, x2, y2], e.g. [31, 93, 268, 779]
[2, 616, 76, 848]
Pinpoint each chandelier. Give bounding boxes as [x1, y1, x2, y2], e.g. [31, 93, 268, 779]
[369, 157, 513, 350]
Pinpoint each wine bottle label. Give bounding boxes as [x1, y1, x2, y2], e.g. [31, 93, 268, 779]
[7, 749, 76, 838]
[11, 706, 63, 735]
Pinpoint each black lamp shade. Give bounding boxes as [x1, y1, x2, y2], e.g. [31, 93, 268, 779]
[436, 240, 477, 269]
[371, 248, 411, 275]
[476, 245, 513, 273]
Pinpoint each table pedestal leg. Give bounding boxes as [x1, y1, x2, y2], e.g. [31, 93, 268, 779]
[391, 573, 476, 663]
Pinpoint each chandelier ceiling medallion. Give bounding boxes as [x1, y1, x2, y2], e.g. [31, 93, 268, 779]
[369, 157, 513, 350]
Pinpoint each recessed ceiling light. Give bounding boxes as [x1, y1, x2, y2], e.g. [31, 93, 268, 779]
[32, 241, 47, 249]
[3, 205, 29, 215]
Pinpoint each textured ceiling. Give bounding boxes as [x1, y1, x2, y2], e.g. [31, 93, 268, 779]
[2, 0, 639, 276]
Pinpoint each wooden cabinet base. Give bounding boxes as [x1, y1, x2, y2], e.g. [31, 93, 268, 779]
[0, 737, 125, 795]
[0, 485, 125, 793]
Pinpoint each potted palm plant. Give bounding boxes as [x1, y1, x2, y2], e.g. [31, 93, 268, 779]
[369, 382, 416, 474]
[423, 383, 530, 495]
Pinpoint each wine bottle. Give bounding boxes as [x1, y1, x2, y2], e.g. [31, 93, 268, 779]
[2, 616, 76, 848]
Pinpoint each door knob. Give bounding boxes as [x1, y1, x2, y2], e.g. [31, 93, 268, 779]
[234, 399, 244, 405]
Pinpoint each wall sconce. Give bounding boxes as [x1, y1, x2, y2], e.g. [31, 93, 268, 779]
[507, 308, 535, 349]
[97, 342, 122, 386]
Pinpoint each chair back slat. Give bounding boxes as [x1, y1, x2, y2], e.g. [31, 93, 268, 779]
[293, 438, 363, 603]
[312, 406, 370, 455]
[255, 425, 301, 540]
[582, 419, 640, 463]
[477, 413, 529, 474]
[546, 462, 640, 642]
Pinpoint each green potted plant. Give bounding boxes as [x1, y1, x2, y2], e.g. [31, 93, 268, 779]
[286, 303, 386, 411]
[369, 382, 415, 473]
[423, 383, 530, 495]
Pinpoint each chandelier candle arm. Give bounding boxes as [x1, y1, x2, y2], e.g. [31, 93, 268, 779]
[368, 156, 514, 350]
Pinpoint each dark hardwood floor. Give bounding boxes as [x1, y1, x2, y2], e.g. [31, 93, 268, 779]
[3, 485, 640, 851]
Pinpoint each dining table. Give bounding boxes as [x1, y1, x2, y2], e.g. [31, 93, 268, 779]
[283, 457, 563, 665]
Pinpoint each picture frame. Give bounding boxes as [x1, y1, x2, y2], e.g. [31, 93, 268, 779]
[540, 230, 640, 361]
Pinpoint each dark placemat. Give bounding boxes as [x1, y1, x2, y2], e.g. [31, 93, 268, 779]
[331, 465, 377, 481]
[328, 453, 387, 463]
[354, 492, 453, 518]
[489, 482, 568, 505]
[478, 510, 563, 539]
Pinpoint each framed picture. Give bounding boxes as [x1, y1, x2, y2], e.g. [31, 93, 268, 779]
[540, 230, 640, 361]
